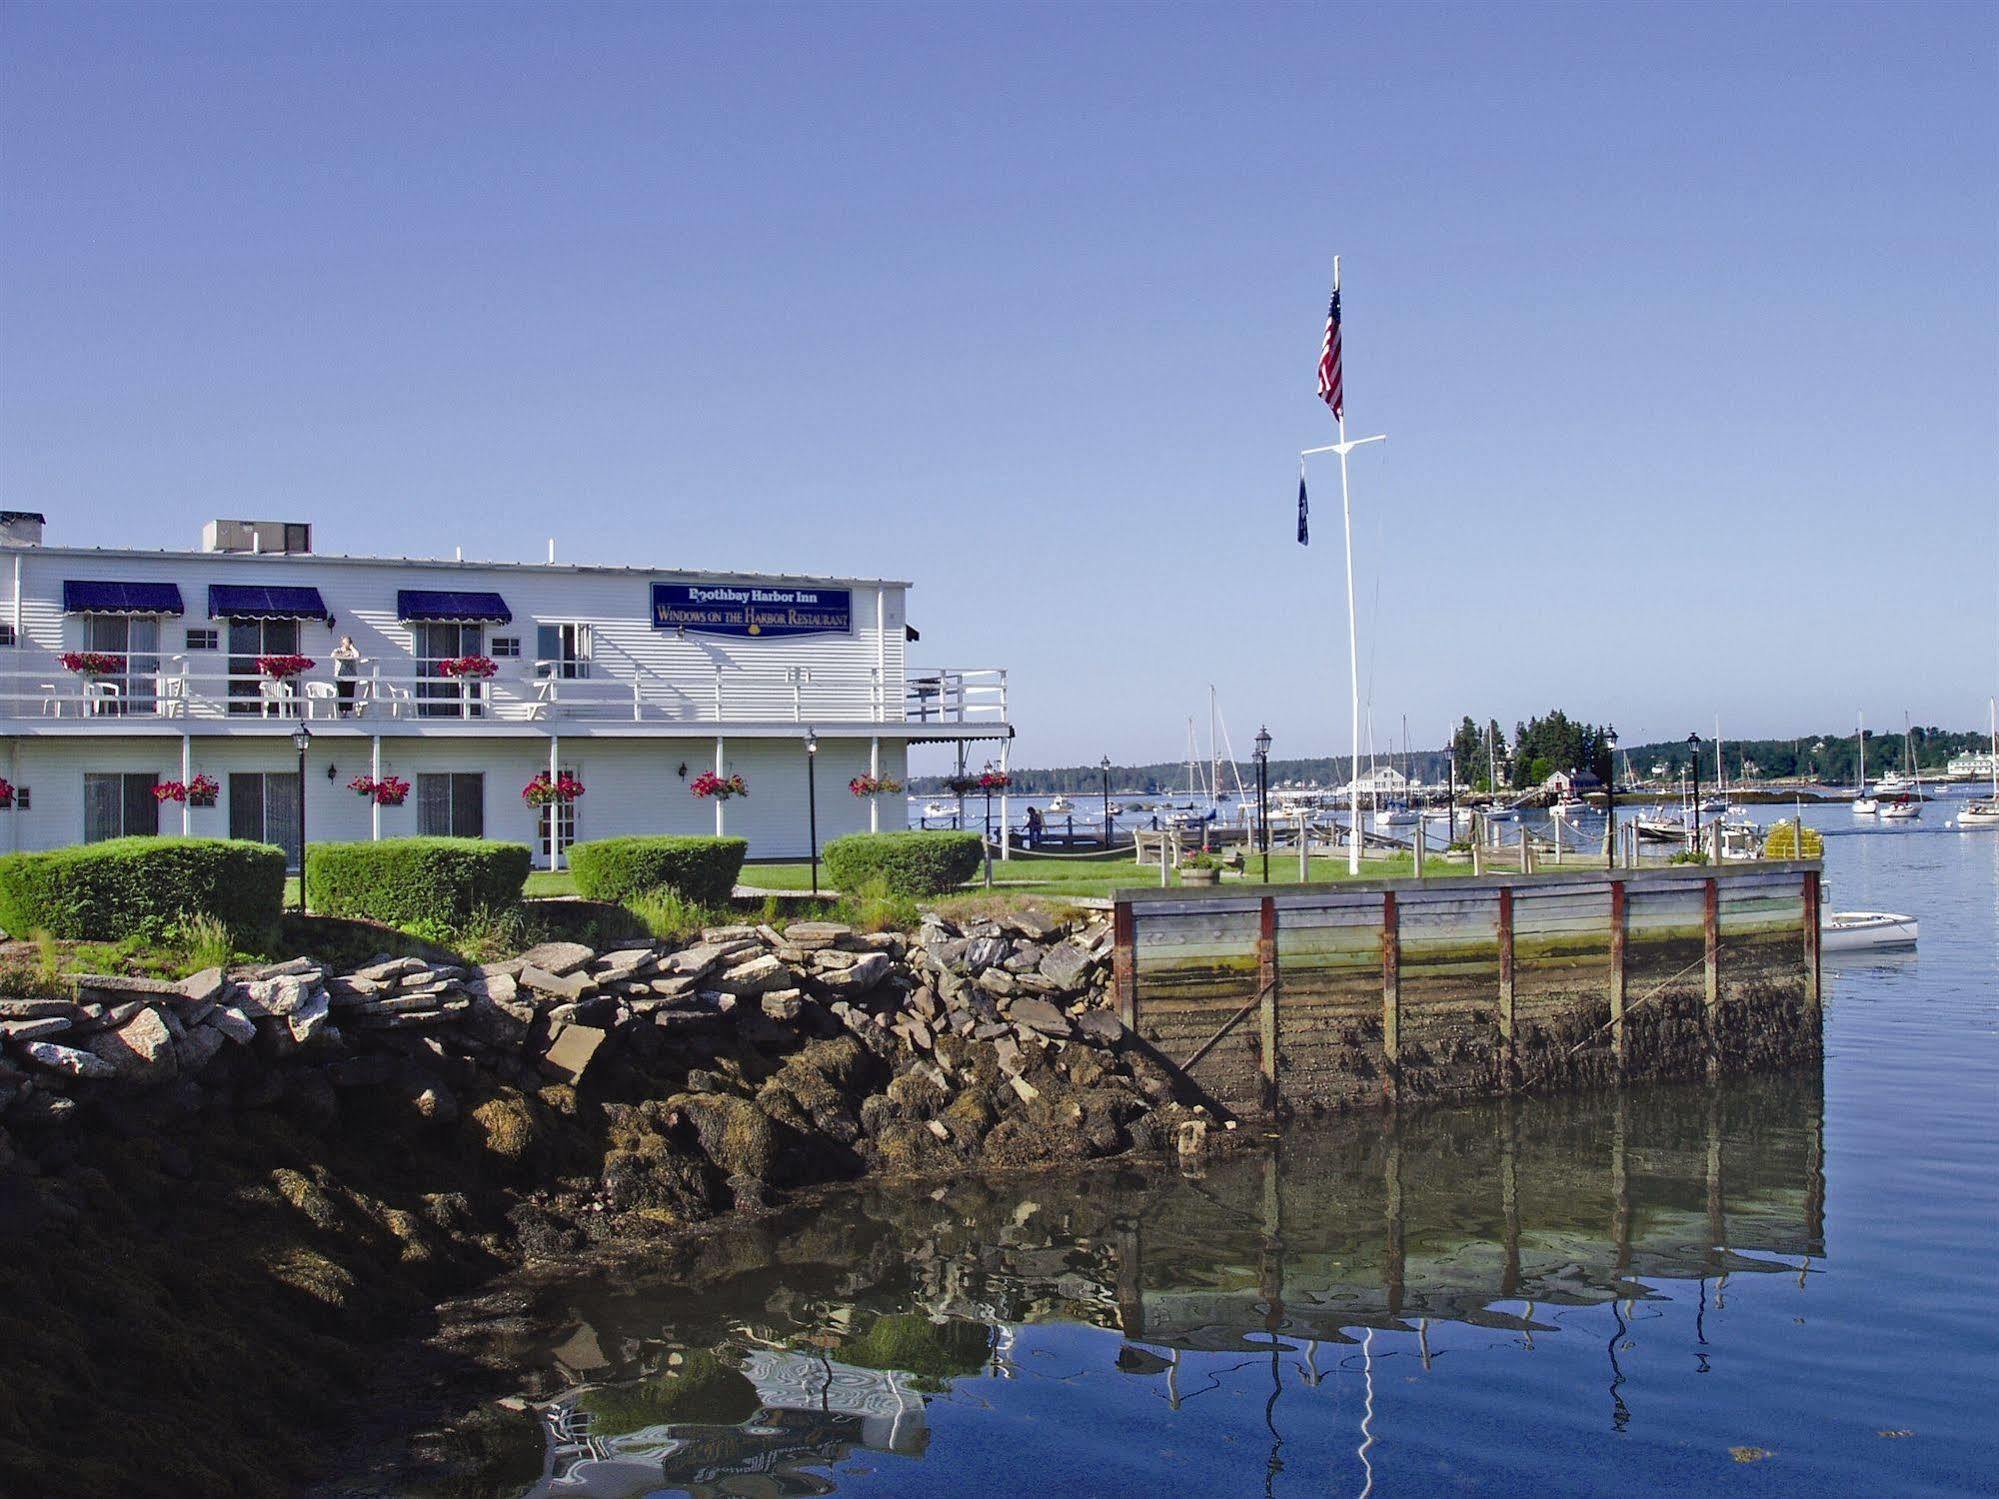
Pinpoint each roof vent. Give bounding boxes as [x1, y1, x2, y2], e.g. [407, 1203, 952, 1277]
[202, 520, 313, 554]
[0, 511, 45, 547]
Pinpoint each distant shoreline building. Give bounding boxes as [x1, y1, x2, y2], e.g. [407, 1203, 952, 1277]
[1946, 749, 1997, 778]
[0, 512, 1011, 866]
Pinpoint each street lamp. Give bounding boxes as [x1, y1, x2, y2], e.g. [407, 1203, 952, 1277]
[291, 721, 312, 913]
[1603, 728, 1618, 866]
[804, 728, 819, 896]
[1099, 755, 1113, 851]
[1688, 731, 1703, 850]
[1253, 725, 1272, 883]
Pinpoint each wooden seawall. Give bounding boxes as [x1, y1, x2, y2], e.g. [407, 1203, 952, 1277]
[1110, 861, 1823, 1116]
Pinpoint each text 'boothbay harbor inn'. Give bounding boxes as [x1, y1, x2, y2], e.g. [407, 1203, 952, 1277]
[0, 512, 1011, 867]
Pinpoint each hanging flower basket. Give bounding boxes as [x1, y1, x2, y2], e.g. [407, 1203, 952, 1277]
[848, 773, 904, 798]
[523, 772, 585, 807]
[690, 771, 748, 800]
[349, 775, 411, 806]
[943, 775, 981, 797]
[58, 651, 124, 677]
[438, 655, 498, 679]
[257, 654, 315, 679]
[979, 770, 1012, 792]
[152, 780, 188, 804]
[0, 778, 16, 809]
[186, 773, 219, 808]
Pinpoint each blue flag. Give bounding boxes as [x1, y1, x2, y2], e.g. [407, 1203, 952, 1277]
[1296, 471, 1309, 545]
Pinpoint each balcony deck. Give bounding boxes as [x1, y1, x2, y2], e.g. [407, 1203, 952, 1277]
[1, 660, 1008, 740]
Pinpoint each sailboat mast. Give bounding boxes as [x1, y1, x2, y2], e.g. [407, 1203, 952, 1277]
[1858, 710, 1866, 792]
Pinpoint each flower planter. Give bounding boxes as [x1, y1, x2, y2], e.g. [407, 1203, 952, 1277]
[690, 772, 747, 800]
[1179, 866, 1221, 886]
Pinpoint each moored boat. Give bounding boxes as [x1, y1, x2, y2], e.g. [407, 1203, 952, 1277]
[1823, 910, 1920, 951]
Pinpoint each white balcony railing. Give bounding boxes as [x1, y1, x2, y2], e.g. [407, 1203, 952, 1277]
[0, 658, 1007, 728]
[905, 667, 1007, 724]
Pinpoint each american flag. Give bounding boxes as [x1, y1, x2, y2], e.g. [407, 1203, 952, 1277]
[1317, 286, 1343, 421]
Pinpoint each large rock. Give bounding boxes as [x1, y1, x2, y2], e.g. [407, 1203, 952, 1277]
[0, 998, 76, 1020]
[1037, 941, 1097, 991]
[210, 1006, 258, 1044]
[240, 975, 315, 1016]
[287, 990, 333, 1044]
[516, 941, 597, 977]
[0, 1016, 71, 1042]
[463, 992, 531, 1049]
[519, 965, 592, 1002]
[964, 937, 1009, 972]
[714, 954, 788, 998]
[85, 1007, 179, 1080]
[178, 967, 228, 1004]
[174, 1023, 227, 1073]
[1008, 996, 1073, 1039]
[540, 1023, 608, 1085]
[816, 951, 890, 995]
[24, 1040, 120, 1079]
[1074, 1010, 1126, 1046]
[784, 921, 853, 952]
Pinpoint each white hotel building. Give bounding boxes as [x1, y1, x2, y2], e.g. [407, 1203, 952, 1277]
[0, 513, 1011, 868]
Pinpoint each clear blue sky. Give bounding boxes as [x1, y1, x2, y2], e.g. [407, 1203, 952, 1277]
[4, 2, 1994, 769]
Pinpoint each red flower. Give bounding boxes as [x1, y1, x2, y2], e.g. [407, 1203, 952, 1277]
[152, 780, 188, 803]
[256, 654, 315, 679]
[523, 772, 585, 806]
[438, 655, 498, 679]
[690, 771, 748, 800]
[59, 651, 125, 676]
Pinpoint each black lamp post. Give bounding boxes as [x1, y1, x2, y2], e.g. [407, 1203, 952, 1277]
[291, 721, 312, 913]
[805, 728, 819, 896]
[1688, 731, 1703, 849]
[1099, 755, 1112, 850]
[1603, 729, 1618, 865]
[1254, 725, 1272, 884]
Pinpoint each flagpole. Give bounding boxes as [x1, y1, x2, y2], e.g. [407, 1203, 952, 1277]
[1302, 254, 1386, 875]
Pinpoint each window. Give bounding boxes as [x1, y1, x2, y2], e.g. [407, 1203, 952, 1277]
[535, 623, 591, 679]
[229, 772, 301, 868]
[14, 786, 27, 811]
[0, 623, 14, 646]
[84, 773, 159, 842]
[539, 764, 577, 857]
[417, 773, 484, 838]
[185, 628, 218, 651]
[413, 622, 483, 718]
[491, 636, 521, 658]
[83, 614, 162, 714]
[227, 617, 299, 714]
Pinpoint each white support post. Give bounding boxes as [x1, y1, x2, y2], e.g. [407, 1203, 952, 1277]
[869, 736, 881, 834]
[714, 737, 726, 837]
[548, 733, 562, 871]
[875, 588, 887, 724]
[370, 735, 382, 842]
[180, 733, 192, 835]
[999, 738, 1012, 861]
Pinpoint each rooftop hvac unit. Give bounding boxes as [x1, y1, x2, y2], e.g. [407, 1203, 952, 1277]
[201, 519, 313, 554]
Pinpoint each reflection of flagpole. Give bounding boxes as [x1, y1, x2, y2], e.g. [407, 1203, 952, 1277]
[1302, 256, 1387, 875]
[1356, 1325, 1377, 1497]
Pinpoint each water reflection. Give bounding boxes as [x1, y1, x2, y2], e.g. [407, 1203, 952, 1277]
[472, 1071, 1825, 1498]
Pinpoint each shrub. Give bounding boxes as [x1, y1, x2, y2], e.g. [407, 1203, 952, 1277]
[305, 838, 531, 928]
[567, 836, 747, 906]
[821, 831, 982, 897]
[0, 837, 285, 943]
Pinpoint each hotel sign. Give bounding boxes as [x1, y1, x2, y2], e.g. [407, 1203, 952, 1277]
[651, 581, 852, 638]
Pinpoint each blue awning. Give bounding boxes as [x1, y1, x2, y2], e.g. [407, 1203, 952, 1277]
[396, 589, 512, 624]
[62, 580, 185, 616]
[207, 584, 330, 621]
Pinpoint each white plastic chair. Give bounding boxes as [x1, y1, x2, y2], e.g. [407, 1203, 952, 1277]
[84, 679, 122, 716]
[257, 679, 294, 718]
[303, 681, 338, 719]
[154, 673, 186, 719]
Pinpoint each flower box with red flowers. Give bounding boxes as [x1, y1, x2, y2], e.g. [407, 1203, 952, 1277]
[257, 654, 315, 679]
[523, 772, 586, 807]
[438, 655, 498, 679]
[152, 780, 187, 804]
[59, 651, 125, 677]
[349, 775, 411, 806]
[0, 778, 16, 809]
[848, 774, 904, 798]
[186, 773, 219, 807]
[690, 771, 748, 800]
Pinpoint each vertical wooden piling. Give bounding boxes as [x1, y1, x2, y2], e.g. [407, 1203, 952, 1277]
[1412, 824, 1425, 877]
[1703, 876, 1721, 1076]
[1381, 890, 1400, 1098]
[1112, 900, 1136, 1030]
[1497, 886, 1516, 1084]
[1258, 896, 1279, 1112]
[1801, 866, 1822, 1010]
[1608, 879, 1629, 1071]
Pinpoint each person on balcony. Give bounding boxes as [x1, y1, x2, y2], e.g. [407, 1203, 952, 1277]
[331, 635, 361, 715]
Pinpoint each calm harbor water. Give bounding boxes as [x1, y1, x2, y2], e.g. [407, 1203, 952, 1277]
[380, 805, 1995, 1497]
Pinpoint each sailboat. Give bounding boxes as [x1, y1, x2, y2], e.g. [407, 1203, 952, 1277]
[1953, 698, 1999, 829]
[1851, 710, 1878, 815]
[1483, 721, 1521, 821]
[1700, 718, 1727, 815]
[1878, 714, 1922, 820]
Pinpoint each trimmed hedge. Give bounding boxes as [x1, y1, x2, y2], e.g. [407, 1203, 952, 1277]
[305, 838, 531, 928]
[567, 836, 748, 906]
[0, 837, 286, 942]
[821, 830, 983, 897]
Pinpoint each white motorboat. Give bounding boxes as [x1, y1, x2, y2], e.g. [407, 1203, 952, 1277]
[1377, 805, 1421, 827]
[1486, 806, 1522, 823]
[1045, 794, 1075, 814]
[1550, 796, 1589, 822]
[1823, 910, 1919, 952]
[922, 801, 952, 819]
[1950, 699, 1999, 830]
